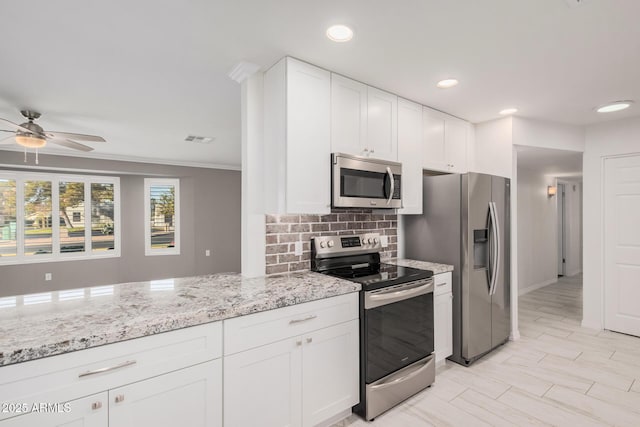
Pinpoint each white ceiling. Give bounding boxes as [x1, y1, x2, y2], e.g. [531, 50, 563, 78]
[1, 0, 639, 167]
[517, 146, 583, 179]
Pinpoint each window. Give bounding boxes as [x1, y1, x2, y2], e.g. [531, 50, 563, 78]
[144, 178, 180, 256]
[0, 172, 120, 265]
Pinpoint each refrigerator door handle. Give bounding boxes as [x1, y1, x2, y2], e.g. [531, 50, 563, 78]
[489, 202, 500, 296]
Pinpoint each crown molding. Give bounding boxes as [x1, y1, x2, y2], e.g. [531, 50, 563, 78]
[228, 61, 262, 84]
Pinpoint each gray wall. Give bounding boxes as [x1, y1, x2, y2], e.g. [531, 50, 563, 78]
[0, 150, 241, 297]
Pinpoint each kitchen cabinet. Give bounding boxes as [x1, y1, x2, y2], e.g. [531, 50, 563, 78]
[423, 107, 468, 173]
[366, 86, 398, 161]
[331, 74, 368, 156]
[264, 57, 331, 214]
[397, 98, 424, 215]
[223, 293, 359, 427]
[109, 360, 221, 427]
[330, 74, 398, 162]
[433, 272, 453, 363]
[0, 393, 107, 427]
[0, 322, 223, 427]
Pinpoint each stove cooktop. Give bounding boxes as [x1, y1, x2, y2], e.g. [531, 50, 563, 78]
[324, 263, 433, 291]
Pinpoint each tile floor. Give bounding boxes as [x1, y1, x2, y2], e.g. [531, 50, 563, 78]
[336, 275, 640, 426]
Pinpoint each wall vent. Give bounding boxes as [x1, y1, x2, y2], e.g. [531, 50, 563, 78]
[184, 135, 215, 144]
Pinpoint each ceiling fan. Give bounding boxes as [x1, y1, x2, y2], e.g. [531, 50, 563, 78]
[0, 110, 106, 164]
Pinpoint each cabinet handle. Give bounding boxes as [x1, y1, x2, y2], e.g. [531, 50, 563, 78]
[91, 401, 102, 410]
[370, 148, 375, 154]
[437, 281, 447, 286]
[114, 395, 125, 403]
[289, 315, 317, 324]
[78, 360, 137, 378]
[296, 340, 302, 346]
[306, 337, 313, 344]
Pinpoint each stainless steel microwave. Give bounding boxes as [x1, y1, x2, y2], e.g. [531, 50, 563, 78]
[332, 153, 402, 209]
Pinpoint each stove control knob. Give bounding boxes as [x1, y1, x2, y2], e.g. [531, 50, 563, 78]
[327, 240, 335, 248]
[368, 238, 374, 244]
[361, 238, 367, 245]
[373, 238, 379, 244]
[319, 241, 326, 248]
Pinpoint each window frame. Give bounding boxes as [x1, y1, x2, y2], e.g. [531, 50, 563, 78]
[144, 178, 180, 256]
[0, 171, 121, 265]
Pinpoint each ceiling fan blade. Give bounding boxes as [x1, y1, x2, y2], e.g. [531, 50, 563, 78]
[48, 138, 94, 152]
[0, 117, 35, 134]
[45, 131, 105, 143]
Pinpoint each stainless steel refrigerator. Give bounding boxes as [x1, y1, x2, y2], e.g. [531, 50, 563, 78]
[404, 172, 511, 366]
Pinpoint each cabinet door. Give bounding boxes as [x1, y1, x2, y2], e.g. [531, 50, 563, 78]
[444, 119, 468, 173]
[434, 293, 453, 363]
[0, 392, 107, 427]
[302, 320, 359, 427]
[286, 58, 331, 214]
[224, 338, 302, 427]
[109, 360, 221, 427]
[422, 107, 447, 171]
[367, 86, 398, 161]
[331, 73, 367, 156]
[397, 98, 424, 215]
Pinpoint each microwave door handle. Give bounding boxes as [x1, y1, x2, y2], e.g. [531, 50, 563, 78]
[386, 167, 395, 206]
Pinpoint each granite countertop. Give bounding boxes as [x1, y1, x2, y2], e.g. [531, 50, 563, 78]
[0, 272, 359, 367]
[383, 258, 454, 275]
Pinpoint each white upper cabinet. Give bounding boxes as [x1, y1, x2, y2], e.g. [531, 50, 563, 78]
[331, 74, 368, 156]
[366, 86, 398, 161]
[422, 106, 468, 173]
[330, 74, 398, 161]
[264, 57, 331, 214]
[397, 98, 423, 215]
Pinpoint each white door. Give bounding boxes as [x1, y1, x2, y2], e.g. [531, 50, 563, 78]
[444, 119, 468, 173]
[331, 73, 367, 156]
[604, 155, 640, 336]
[1, 393, 107, 427]
[422, 107, 446, 171]
[397, 98, 424, 215]
[367, 86, 398, 161]
[224, 338, 302, 427]
[109, 360, 221, 427]
[301, 320, 359, 427]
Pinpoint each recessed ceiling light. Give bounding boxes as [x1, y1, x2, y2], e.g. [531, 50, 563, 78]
[596, 101, 633, 113]
[326, 25, 354, 42]
[499, 108, 518, 115]
[437, 79, 459, 89]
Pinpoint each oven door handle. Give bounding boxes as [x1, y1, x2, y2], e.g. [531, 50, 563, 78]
[364, 279, 433, 309]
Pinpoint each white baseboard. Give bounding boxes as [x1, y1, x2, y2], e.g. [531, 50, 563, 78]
[315, 409, 352, 427]
[566, 269, 582, 277]
[581, 319, 603, 331]
[518, 278, 557, 296]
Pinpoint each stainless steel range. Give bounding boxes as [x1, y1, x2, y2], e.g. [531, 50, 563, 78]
[311, 233, 435, 421]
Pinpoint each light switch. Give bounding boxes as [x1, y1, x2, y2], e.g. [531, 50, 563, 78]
[294, 241, 303, 256]
[380, 235, 389, 248]
[45, 273, 52, 281]
[205, 250, 211, 257]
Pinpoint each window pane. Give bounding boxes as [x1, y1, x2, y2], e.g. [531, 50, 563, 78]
[59, 181, 85, 253]
[0, 179, 17, 257]
[149, 184, 175, 250]
[24, 180, 52, 256]
[91, 183, 115, 252]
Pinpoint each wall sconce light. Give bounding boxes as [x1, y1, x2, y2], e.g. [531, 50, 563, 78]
[547, 186, 557, 197]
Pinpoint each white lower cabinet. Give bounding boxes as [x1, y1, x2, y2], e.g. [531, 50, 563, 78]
[433, 272, 453, 363]
[109, 360, 221, 427]
[224, 293, 360, 427]
[1, 392, 108, 427]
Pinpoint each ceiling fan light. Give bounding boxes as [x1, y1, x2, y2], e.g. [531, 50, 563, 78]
[16, 134, 46, 148]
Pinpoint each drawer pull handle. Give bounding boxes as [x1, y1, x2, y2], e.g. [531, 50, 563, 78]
[289, 315, 317, 324]
[306, 337, 313, 343]
[437, 282, 447, 286]
[91, 401, 102, 410]
[114, 394, 125, 403]
[79, 360, 137, 378]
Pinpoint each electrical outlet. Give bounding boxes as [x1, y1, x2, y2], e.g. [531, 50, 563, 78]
[294, 241, 303, 256]
[380, 235, 389, 248]
[205, 249, 211, 257]
[45, 273, 52, 281]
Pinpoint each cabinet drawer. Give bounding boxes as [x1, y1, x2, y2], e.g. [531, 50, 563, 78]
[224, 293, 358, 355]
[0, 321, 222, 421]
[434, 272, 452, 296]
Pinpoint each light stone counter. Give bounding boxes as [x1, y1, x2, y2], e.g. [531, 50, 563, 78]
[0, 272, 359, 367]
[383, 258, 454, 275]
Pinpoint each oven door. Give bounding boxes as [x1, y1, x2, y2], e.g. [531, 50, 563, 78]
[332, 153, 402, 208]
[363, 279, 434, 383]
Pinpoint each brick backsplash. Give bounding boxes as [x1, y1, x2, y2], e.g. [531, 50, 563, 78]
[265, 209, 397, 275]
